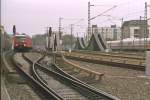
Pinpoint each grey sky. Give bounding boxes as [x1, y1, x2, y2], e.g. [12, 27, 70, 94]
[1, 0, 150, 37]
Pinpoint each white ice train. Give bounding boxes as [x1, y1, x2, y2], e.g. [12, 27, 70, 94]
[107, 38, 150, 51]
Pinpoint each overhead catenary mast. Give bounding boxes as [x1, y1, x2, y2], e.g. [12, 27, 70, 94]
[70, 24, 73, 50]
[120, 18, 123, 51]
[59, 17, 63, 39]
[144, 2, 147, 49]
[144, 2, 150, 49]
[88, 2, 91, 42]
[87, 2, 117, 41]
[58, 17, 63, 51]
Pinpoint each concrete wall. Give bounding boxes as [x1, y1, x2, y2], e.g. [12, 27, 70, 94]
[122, 20, 149, 39]
[122, 26, 130, 39]
[94, 27, 121, 41]
[130, 26, 140, 38]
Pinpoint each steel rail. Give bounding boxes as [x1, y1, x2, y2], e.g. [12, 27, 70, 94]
[65, 54, 145, 71]
[33, 49, 145, 71]
[23, 52, 120, 100]
[11, 53, 62, 100]
[72, 50, 145, 60]
[22, 53, 63, 100]
[48, 64, 120, 100]
[34, 62, 119, 100]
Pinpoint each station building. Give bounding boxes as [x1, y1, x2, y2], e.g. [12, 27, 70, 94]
[91, 25, 121, 41]
[122, 20, 149, 39]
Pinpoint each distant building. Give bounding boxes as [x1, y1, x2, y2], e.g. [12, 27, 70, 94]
[122, 20, 149, 39]
[91, 25, 121, 41]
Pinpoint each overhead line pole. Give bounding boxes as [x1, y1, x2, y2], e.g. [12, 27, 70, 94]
[59, 17, 63, 39]
[120, 18, 123, 52]
[88, 2, 90, 42]
[45, 27, 50, 49]
[58, 17, 63, 51]
[140, 16, 142, 50]
[70, 24, 73, 51]
[144, 2, 150, 50]
[87, 2, 117, 42]
[88, 2, 92, 42]
[144, 2, 147, 49]
[61, 18, 84, 51]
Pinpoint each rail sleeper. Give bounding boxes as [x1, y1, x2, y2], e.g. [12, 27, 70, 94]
[62, 56, 104, 81]
[68, 52, 145, 67]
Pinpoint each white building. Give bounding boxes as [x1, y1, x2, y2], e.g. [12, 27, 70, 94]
[122, 20, 149, 39]
[92, 25, 121, 41]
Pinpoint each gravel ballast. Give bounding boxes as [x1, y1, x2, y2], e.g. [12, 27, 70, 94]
[68, 59, 150, 100]
[4, 52, 43, 100]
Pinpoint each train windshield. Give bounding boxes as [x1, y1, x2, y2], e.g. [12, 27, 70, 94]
[15, 36, 26, 42]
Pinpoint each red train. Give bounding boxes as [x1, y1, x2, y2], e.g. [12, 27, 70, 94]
[12, 33, 32, 51]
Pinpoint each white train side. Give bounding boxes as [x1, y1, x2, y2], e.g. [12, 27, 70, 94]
[107, 38, 150, 51]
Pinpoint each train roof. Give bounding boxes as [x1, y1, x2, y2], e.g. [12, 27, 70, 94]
[14, 34, 30, 38]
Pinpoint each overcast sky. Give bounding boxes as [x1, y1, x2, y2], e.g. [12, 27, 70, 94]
[1, 0, 150, 37]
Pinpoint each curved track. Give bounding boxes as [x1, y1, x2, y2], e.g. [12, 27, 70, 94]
[10, 52, 62, 100]
[23, 53, 120, 100]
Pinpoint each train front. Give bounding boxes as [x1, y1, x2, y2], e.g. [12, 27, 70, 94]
[12, 34, 32, 51]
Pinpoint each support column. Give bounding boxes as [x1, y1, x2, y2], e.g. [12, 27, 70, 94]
[88, 2, 91, 41]
[58, 17, 63, 51]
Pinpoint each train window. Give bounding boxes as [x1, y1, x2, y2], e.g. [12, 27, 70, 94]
[16, 36, 26, 41]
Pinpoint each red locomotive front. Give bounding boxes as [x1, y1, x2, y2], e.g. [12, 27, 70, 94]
[12, 34, 32, 51]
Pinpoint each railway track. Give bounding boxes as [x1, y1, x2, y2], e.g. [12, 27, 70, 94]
[33, 50, 150, 100]
[23, 52, 120, 100]
[10, 52, 62, 100]
[2, 51, 17, 74]
[33, 49, 145, 70]
[60, 51, 145, 71]
[72, 50, 145, 60]
[35, 63, 95, 100]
